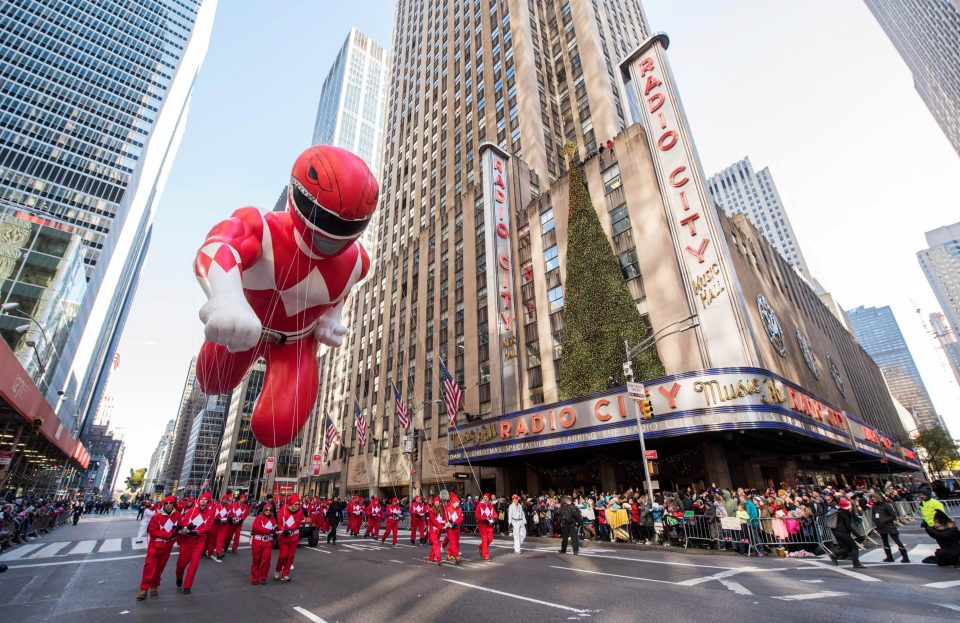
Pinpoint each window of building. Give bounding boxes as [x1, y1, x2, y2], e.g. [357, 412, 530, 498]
[544, 244, 559, 272]
[609, 204, 630, 235]
[548, 285, 564, 311]
[602, 163, 621, 193]
[540, 208, 555, 233]
[618, 250, 640, 280]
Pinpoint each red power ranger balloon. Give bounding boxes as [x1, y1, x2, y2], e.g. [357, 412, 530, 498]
[193, 146, 377, 447]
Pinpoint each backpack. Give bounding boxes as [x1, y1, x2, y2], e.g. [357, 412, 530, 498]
[824, 509, 838, 530]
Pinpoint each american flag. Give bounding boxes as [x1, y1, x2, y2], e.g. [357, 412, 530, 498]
[322, 414, 340, 460]
[439, 359, 462, 427]
[354, 400, 367, 446]
[393, 383, 410, 429]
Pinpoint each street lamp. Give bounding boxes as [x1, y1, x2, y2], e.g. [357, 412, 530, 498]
[5, 302, 58, 386]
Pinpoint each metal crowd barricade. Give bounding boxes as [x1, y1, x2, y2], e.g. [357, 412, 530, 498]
[854, 509, 879, 546]
[748, 516, 832, 557]
[460, 514, 479, 534]
[681, 515, 720, 549]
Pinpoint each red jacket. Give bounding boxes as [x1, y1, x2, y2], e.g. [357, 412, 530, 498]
[445, 504, 464, 530]
[147, 509, 181, 541]
[410, 501, 427, 517]
[179, 505, 214, 536]
[629, 503, 641, 523]
[386, 503, 402, 522]
[212, 502, 230, 525]
[277, 505, 303, 536]
[366, 501, 383, 518]
[251, 514, 278, 542]
[232, 502, 249, 524]
[428, 507, 446, 532]
[350, 501, 365, 517]
[475, 502, 496, 525]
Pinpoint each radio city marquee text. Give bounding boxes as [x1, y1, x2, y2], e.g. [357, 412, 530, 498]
[455, 371, 850, 449]
[636, 53, 726, 311]
[491, 155, 518, 360]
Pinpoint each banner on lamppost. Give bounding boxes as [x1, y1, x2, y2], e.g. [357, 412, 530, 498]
[312, 453, 322, 476]
[265, 456, 275, 474]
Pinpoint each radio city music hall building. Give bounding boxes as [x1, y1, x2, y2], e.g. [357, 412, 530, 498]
[305, 2, 920, 499]
[445, 34, 921, 494]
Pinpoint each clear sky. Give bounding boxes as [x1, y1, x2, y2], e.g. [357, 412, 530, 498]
[111, 1, 960, 485]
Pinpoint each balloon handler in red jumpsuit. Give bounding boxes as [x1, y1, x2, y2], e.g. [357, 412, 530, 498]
[275, 494, 304, 582]
[249, 502, 277, 585]
[176, 491, 214, 594]
[137, 496, 180, 600]
[193, 146, 377, 448]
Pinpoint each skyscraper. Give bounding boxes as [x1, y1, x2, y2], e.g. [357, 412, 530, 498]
[864, 0, 960, 156]
[847, 305, 945, 431]
[144, 418, 176, 495]
[178, 393, 230, 495]
[918, 220, 960, 341]
[311, 28, 391, 178]
[0, 0, 219, 436]
[214, 361, 265, 495]
[930, 311, 960, 389]
[707, 157, 812, 279]
[161, 358, 206, 493]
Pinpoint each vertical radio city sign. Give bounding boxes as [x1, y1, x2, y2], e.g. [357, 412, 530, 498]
[480, 143, 521, 416]
[620, 34, 756, 368]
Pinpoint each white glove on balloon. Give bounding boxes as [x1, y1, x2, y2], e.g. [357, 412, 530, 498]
[199, 295, 262, 353]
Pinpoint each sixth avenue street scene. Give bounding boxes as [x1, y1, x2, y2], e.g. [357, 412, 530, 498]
[2, 1, 960, 622]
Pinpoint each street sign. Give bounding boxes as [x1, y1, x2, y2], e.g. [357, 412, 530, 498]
[644, 450, 658, 460]
[453, 472, 469, 480]
[627, 382, 645, 399]
[622, 361, 633, 380]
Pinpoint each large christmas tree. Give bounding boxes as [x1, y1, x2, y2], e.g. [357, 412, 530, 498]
[558, 150, 664, 400]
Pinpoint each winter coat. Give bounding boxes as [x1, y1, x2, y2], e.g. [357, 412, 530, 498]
[722, 492, 738, 517]
[559, 502, 582, 527]
[871, 501, 899, 535]
[832, 508, 855, 536]
[920, 498, 946, 527]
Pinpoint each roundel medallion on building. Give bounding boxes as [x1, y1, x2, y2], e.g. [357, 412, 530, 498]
[827, 354, 845, 396]
[796, 328, 821, 379]
[757, 294, 786, 357]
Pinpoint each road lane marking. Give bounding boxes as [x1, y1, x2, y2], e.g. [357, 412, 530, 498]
[306, 547, 332, 554]
[131, 539, 148, 551]
[800, 579, 823, 584]
[576, 551, 744, 570]
[677, 566, 760, 586]
[99, 538, 122, 553]
[801, 560, 880, 582]
[926, 579, 960, 588]
[772, 591, 850, 601]
[2, 545, 251, 569]
[293, 606, 329, 623]
[389, 559, 404, 564]
[937, 603, 960, 612]
[0, 542, 45, 561]
[718, 579, 752, 595]
[443, 579, 590, 614]
[549, 565, 676, 585]
[66, 540, 98, 555]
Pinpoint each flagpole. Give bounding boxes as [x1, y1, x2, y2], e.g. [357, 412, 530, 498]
[439, 357, 483, 494]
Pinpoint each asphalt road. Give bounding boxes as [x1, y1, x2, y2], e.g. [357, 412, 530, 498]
[1, 510, 958, 622]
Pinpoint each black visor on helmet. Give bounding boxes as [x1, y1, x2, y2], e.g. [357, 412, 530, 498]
[291, 180, 370, 238]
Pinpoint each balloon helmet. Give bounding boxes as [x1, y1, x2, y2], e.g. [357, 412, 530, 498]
[288, 145, 378, 257]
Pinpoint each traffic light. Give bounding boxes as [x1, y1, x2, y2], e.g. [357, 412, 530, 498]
[640, 399, 654, 420]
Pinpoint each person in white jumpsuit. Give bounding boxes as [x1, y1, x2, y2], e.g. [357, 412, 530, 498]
[508, 494, 526, 554]
[136, 501, 156, 543]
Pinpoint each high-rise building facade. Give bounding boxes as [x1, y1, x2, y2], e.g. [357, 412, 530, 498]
[161, 358, 205, 493]
[144, 418, 175, 495]
[847, 305, 945, 431]
[707, 157, 812, 279]
[178, 393, 229, 495]
[918, 220, 960, 342]
[311, 28, 391, 178]
[0, 0, 219, 437]
[865, 0, 960, 156]
[214, 361, 265, 495]
[930, 311, 960, 390]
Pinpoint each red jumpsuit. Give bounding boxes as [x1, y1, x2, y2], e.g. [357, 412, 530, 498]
[249, 514, 276, 584]
[409, 500, 427, 544]
[382, 502, 402, 544]
[364, 500, 383, 538]
[139, 508, 180, 590]
[475, 501, 496, 560]
[348, 499, 364, 536]
[176, 504, 214, 591]
[229, 501, 249, 552]
[445, 504, 464, 560]
[276, 505, 303, 578]
[315, 500, 330, 533]
[208, 502, 230, 556]
[428, 507, 447, 563]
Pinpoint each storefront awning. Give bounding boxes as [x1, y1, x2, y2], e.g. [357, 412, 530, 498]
[0, 340, 89, 469]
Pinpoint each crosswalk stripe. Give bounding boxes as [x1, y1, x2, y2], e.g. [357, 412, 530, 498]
[33, 542, 70, 558]
[131, 539, 148, 550]
[858, 543, 935, 564]
[0, 542, 45, 561]
[98, 538, 122, 553]
[65, 540, 97, 555]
